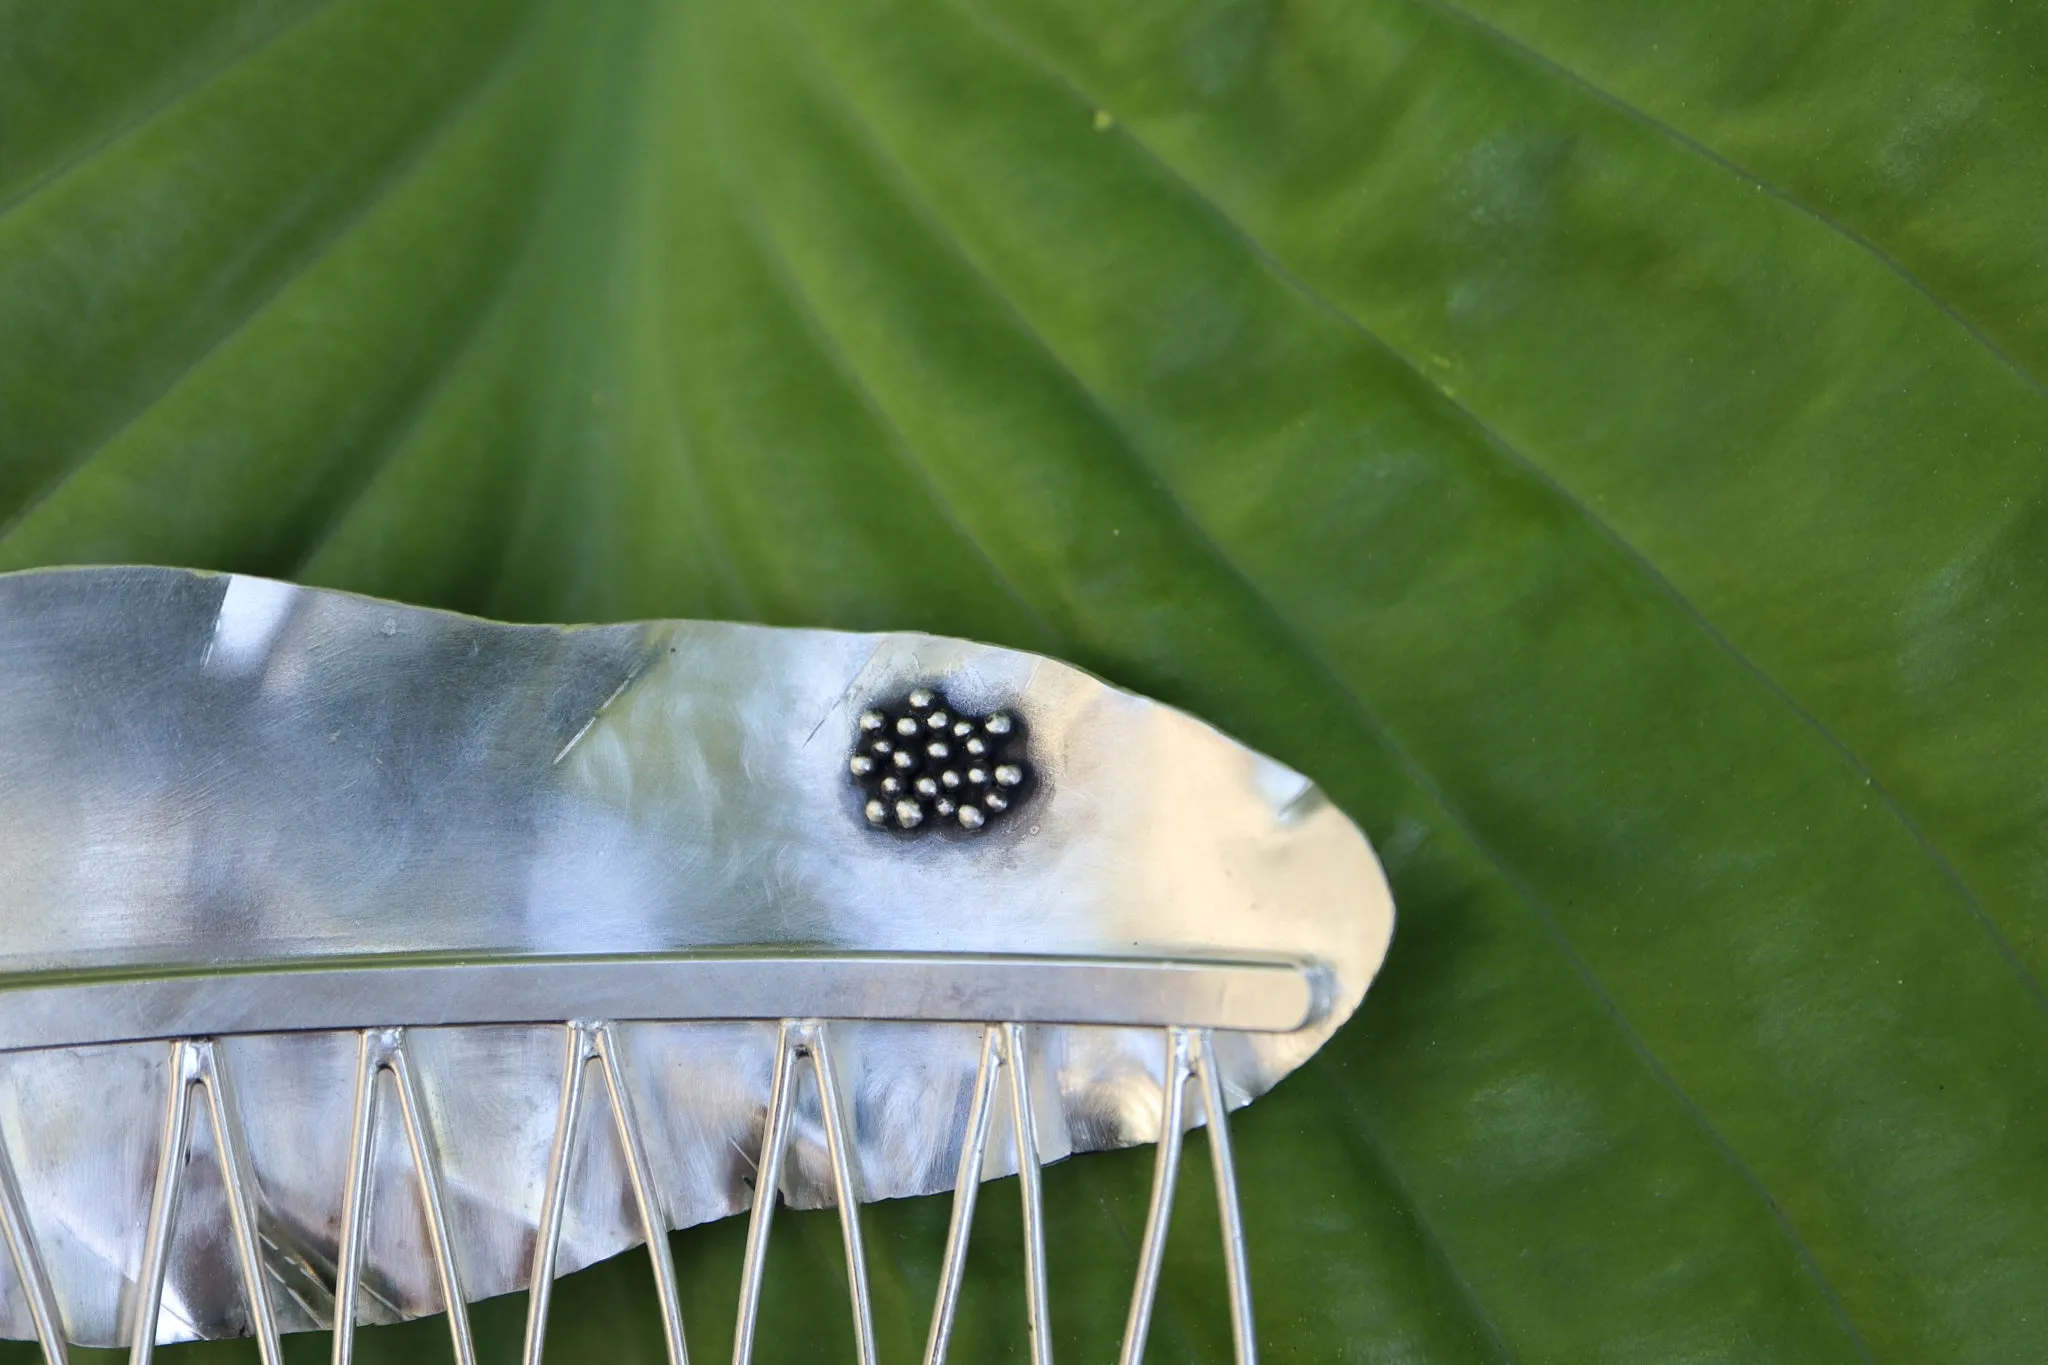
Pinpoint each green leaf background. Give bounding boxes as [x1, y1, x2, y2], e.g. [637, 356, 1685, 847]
[4, 0, 2045, 1359]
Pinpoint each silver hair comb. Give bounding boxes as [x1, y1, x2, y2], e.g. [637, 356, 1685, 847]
[0, 566, 1394, 1364]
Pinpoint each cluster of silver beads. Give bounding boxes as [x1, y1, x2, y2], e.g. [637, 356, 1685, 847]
[851, 687, 1029, 834]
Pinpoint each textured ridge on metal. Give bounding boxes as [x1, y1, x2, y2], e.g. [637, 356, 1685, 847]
[0, 567, 1396, 1357]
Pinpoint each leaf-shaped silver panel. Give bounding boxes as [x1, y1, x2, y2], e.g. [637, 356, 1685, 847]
[0, 567, 1393, 1351]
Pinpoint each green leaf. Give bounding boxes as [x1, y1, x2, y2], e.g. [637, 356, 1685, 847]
[4, 0, 2044, 1359]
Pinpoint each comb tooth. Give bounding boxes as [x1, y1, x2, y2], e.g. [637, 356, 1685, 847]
[521, 1023, 690, 1365]
[0, 1115, 66, 1362]
[200, 1044, 284, 1365]
[808, 1025, 877, 1365]
[333, 1033, 382, 1365]
[1001, 1024, 1053, 1365]
[1193, 1031, 1258, 1365]
[388, 1042, 476, 1365]
[131, 1041, 282, 1365]
[331, 1032, 477, 1365]
[923, 1027, 1002, 1365]
[591, 1024, 688, 1365]
[1119, 1028, 1194, 1365]
[522, 1026, 595, 1365]
[129, 1047, 195, 1365]
[732, 1024, 801, 1365]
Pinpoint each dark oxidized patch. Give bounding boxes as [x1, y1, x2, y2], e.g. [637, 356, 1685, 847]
[851, 687, 1032, 835]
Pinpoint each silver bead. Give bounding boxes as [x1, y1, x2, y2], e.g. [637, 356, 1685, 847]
[926, 741, 951, 761]
[880, 776, 902, 795]
[859, 710, 886, 732]
[940, 769, 961, 789]
[872, 739, 893, 755]
[965, 737, 987, 756]
[984, 713, 1013, 736]
[984, 792, 1008, 813]
[864, 799, 888, 825]
[967, 766, 989, 785]
[849, 754, 874, 777]
[892, 749, 916, 770]
[896, 716, 920, 737]
[915, 776, 939, 797]
[957, 805, 985, 830]
[895, 799, 924, 828]
[994, 764, 1023, 787]
[935, 797, 956, 817]
[927, 710, 950, 730]
[908, 688, 934, 710]
[953, 720, 973, 738]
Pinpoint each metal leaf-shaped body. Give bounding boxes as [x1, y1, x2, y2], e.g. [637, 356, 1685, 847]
[0, 567, 1393, 1354]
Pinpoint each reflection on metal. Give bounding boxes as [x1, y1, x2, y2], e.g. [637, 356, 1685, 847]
[0, 567, 1399, 1362]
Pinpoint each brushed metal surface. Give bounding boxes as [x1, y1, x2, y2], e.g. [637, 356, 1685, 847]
[0, 567, 1394, 1348]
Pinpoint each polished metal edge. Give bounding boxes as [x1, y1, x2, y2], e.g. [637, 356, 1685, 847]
[0, 955, 1323, 1052]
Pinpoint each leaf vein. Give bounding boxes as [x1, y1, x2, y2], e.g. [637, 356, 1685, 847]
[288, 243, 529, 579]
[0, 7, 545, 549]
[0, 0, 355, 225]
[710, 57, 1064, 653]
[1403, 0, 2048, 407]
